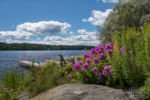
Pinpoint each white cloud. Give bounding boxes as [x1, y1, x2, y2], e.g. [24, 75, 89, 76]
[82, 9, 112, 26]
[43, 29, 99, 46]
[5, 29, 100, 46]
[0, 30, 32, 40]
[77, 29, 87, 34]
[69, 31, 74, 35]
[0, 21, 71, 39]
[77, 29, 96, 35]
[102, 0, 128, 3]
[17, 21, 71, 34]
[6, 39, 22, 43]
[44, 36, 63, 41]
[1, 20, 99, 45]
[37, 38, 41, 40]
[82, 18, 87, 22]
[43, 35, 99, 45]
[102, 0, 118, 3]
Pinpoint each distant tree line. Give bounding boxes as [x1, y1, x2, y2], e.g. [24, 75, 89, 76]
[0, 42, 94, 50]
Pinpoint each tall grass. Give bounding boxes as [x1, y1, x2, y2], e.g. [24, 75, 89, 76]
[24, 61, 68, 97]
[111, 23, 150, 88]
[0, 70, 24, 100]
[0, 61, 71, 100]
[3, 71, 22, 89]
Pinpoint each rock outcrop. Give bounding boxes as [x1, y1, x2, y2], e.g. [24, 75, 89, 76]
[31, 84, 136, 100]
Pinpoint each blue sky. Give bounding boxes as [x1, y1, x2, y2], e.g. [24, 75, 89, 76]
[0, 0, 118, 45]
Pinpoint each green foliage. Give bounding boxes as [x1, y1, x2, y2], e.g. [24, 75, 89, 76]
[84, 59, 112, 85]
[0, 61, 71, 99]
[137, 77, 150, 99]
[111, 23, 150, 88]
[0, 71, 24, 100]
[24, 61, 67, 97]
[2, 71, 22, 89]
[70, 54, 114, 86]
[100, 0, 150, 44]
[75, 56, 84, 61]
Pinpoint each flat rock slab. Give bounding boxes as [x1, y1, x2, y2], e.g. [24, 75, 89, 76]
[31, 84, 136, 100]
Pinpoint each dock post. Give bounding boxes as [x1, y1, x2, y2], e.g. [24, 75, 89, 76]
[29, 56, 31, 65]
[59, 54, 66, 67]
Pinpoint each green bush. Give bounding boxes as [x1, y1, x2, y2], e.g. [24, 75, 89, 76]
[23, 61, 68, 97]
[2, 71, 22, 89]
[0, 61, 70, 99]
[111, 23, 150, 88]
[68, 43, 115, 86]
[137, 77, 150, 99]
[0, 70, 24, 100]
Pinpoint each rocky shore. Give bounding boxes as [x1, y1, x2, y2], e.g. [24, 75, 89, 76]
[30, 84, 136, 100]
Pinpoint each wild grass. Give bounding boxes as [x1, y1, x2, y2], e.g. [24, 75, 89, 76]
[111, 23, 150, 88]
[0, 61, 72, 100]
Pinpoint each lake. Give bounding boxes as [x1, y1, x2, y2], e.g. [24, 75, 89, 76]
[0, 50, 89, 78]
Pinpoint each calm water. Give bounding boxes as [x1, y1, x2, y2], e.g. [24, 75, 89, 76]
[0, 50, 88, 77]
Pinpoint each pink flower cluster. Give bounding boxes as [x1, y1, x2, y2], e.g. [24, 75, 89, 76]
[120, 46, 125, 55]
[92, 66, 112, 78]
[72, 60, 83, 71]
[92, 67, 98, 72]
[68, 43, 114, 79]
[102, 66, 112, 76]
[105, 42, 114, 56]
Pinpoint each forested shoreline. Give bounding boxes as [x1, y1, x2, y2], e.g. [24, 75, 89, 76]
[0, 42, 94, 50]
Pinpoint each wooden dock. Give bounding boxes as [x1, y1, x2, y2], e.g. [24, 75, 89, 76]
[19, 60, 46, 68]
[19, 54, 75, 68]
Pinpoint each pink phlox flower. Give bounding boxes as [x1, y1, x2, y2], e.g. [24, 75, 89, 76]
[107, 50, 113, 56]
[91, 48, 97, 55]
[79, 60, 83, 65]
[85, 78, 89, 81]
[97, 44, 105, 51]
[94, 57, 99, 64]
[84, 63, 90, 69]
[104, 66, 112, 72]
[99, 53, 105, 59]
[105, 42, 114, 50]
[92, 67, 98, 72]
[102, 66, 112, 76]
[84, 53, 91, 58]
[82, 67, 86, 72]
[72, 62, 82, 71]
[120, 46, 125, 55]
[68, 75, 71, 78]
[98, 72, 102, 77]
[106, 57, 110, 61]
[86, 58, 91, 64]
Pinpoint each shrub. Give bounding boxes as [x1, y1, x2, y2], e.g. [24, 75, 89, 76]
[111, 23, 150, 88]
[23, 61, 68, 97]
[69, 44, 114, 86]
[69, 23, 150, 90]
[137, 77, 150, 99]
[0, 60, 70, 99]
[0, 71, 24, 100]
[2, 71, 22, 89]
